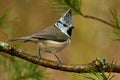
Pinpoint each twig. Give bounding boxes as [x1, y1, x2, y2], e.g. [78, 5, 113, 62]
[79, 12, 116, 28]
[64, 0, 116, 28]
[0, 41, 120, 73]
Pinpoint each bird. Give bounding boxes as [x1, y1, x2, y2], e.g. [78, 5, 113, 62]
[10, 9, 74, 65]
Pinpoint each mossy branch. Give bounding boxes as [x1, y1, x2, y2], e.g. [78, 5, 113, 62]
[0, 41, 120, 73]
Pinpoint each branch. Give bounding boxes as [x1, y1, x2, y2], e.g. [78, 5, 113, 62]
[0, 41, 120, 73]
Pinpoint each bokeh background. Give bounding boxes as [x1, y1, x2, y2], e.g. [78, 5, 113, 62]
[0, 0, 120, 80]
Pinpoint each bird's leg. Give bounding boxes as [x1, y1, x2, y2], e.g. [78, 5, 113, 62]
[37, 47, 42, 61]
[53, 54, 61, 65]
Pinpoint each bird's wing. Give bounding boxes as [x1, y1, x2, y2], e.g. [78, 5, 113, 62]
[31, 25, 68, 42]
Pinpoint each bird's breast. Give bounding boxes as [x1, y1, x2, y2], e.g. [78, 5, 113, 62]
[38, 39, 71, 53]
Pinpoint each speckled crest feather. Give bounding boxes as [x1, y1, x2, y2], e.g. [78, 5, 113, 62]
[55, 9, 74, 37]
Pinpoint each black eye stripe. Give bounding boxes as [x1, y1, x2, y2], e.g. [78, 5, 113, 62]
[63, 24, 67, 27]
[58, 21, 62, 23]
[57, 21, 67, 27]
[57, 21, 62, 26]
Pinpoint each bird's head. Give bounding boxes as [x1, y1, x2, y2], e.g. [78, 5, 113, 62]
[55, 9, 74, 37]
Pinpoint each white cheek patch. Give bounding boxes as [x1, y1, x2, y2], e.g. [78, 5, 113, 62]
[55, 22, 70, 37]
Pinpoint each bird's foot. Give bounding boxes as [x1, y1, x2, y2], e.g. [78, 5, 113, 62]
[37, 55, 42, 62]
[56, 58, 62, 66]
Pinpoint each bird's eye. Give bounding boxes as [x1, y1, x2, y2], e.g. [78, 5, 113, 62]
[57, 21, 67, 27]
[63, 24, 67, 27]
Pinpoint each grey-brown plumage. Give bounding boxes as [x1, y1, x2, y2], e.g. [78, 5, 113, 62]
[11, 25, 68, 42]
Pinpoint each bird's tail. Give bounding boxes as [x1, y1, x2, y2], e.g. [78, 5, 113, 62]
[10, 36, 31, 42]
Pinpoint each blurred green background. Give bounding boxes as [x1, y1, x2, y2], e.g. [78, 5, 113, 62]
[0, 0, 120, 80]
